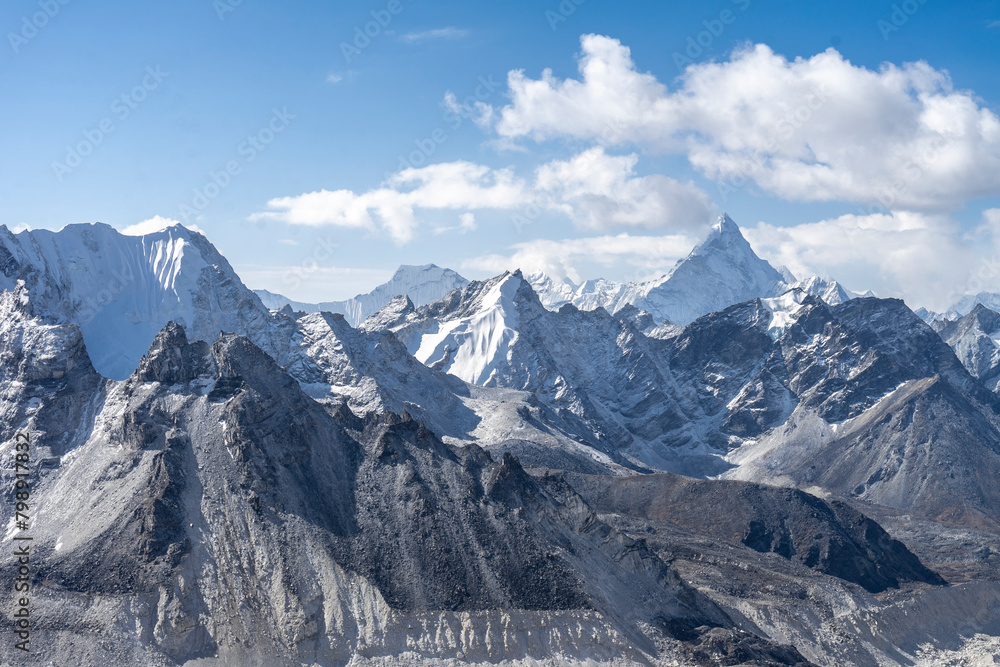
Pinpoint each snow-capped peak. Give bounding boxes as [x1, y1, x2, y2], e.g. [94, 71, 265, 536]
[689, 212, 748, 258]
[0, 222, 273, 380]
[526, 216, 863, 325]
[615, 214, 786, 325]
[783, 275, 854, 306]
[528, 213, 787, 325]
[410, 271, 530, 385]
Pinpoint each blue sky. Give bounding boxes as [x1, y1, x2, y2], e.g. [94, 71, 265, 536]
[2, 0, 1000, 308]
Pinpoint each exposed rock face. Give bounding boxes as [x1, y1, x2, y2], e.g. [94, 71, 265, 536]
[368, 271, 1000, 505]
[6, 220, 1000, 664]
[731, 376, 1000, 532]
[560, 472, 946, 594]
[936, 303, 1000, 392]
[5, 323, 785, 666]
[0, 282, 105, 455]
[366, 270, 695, 472]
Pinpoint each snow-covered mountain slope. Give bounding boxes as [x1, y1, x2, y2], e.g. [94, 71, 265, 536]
[616, 213, 787, 326]
[525, 271, 581, 309]
[0, 223, 274, 380]
[921, 291, 1000, 323]
[254, 263, 469, 326]
[365, 271, 706, 473]
[370, 271, 978, 479]
[948, 291, 1000, 318]
[934, 304, 1000, 393]
[10, 317, 991, 667]
[8, 228, 1000, 663]
[270, 308, 482, 433]
[530, 273, 629, 314]
[783, 275, 855, 305]
[671, 295, 985, 449]
[528, 214, 861, 327]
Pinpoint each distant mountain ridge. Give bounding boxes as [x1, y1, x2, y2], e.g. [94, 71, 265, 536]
[254, 264, 468, 326]
[257, 214, 861, 332]
[527, 214, 861, 325]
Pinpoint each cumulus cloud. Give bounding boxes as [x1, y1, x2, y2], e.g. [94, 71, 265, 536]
[252, 149, 714, 243]
[250, 161, 529, 244]
[484, 34, 1000, 212]
[535, 147, 714, 230]
[463, 233, 698, 284]
[121, 216, 203, 236]
[744, 211, 977, 310]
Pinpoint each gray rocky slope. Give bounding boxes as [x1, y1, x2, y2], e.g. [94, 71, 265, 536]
[2, 311, 840, 666]
[559, 471, 946, 595]
[934, 303, 1000, 393]
[365, 267, 1000, 500]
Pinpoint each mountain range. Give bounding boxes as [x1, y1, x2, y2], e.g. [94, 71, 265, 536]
[255, 263, 469, 326]
[3, 215, 1000, 665]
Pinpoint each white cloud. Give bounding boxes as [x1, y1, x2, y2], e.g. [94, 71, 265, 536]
[434, 212, 478, 235]
[744, 212, 977, 310]
[251, 161, 530, 244]
[121, 216, 203, 236]
[326, 72, 345, 84]
[535, 147, 714, 230]
[484, 35, 1000, 212]
[459, 212, 476, 231]
[463, 233, 698, 284]
[251, 150, 714, 243]
[399, 27, 468, 44]
[443, 91, 494, 131]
